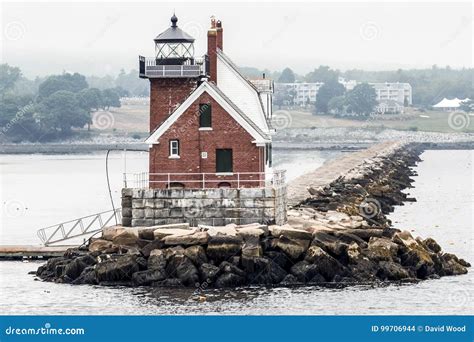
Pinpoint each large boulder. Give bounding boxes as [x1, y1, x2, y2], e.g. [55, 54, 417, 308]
[440, 253, 468, 276]
[89, 239, 114, 253]
[245, 257, 287, 284]
[206, 236, 242, 261]
[163, 231, 209, 246]
[236, 225, 268, 239]
[423, 237, 442, 254]
[64, 255, 96, 280]
[305, 245, 346, 281]
[112, 230, 140, 247]
[215, 273, 245, 288]
[312, 231, 349, 258]
[102, 225, 126, 241]
[132, 269, 167, 286]
[95, 255, 140, 282]
[166, 255, 199, 286]
[200, 225, 237, 237]
[290, 261, 320, 282]
[184, 245, 208, 266]
[147, 249, 167, 270]
[270, 225, 312, 240]
[377, 261, 410, 280]
[274, 236, 307, 260]
[140, 239, 165, 258]
[199, 263, 220, 283]
[137, 227, 157, 240]
[154, 228, 196, 240]
[72, 266, 97, 285]
[367, 237, 399, 261]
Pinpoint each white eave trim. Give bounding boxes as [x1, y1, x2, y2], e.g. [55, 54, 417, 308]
[145, 81, 268, 144]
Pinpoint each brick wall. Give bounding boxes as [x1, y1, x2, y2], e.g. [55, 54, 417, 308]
[149, 92, 264, 189]
[149, 78, 198, 132]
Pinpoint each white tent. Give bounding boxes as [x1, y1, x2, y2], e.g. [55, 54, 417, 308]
[433, 98, 470, 110]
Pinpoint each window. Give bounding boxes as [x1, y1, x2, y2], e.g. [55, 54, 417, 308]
[199, 103, 212, 128]
[169, 140, 179, 158]
[216, 149, 233, 173]
[266, 143, 273, 167]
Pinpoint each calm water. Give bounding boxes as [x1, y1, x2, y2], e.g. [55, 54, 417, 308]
[0, 149, 472, 315]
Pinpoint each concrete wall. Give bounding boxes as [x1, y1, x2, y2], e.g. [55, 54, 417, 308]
[121, 187, 287, 227]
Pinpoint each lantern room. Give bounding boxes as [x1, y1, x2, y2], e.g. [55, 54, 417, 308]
[154, 14, 195, 65]
[139, 14, 207, 78]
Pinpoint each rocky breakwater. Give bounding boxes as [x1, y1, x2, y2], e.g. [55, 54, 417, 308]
[36, 143, 469, 287]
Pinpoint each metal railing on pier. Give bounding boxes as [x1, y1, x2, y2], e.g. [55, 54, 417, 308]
[36, 209, 121, 246]
[123, 170, 286, 189]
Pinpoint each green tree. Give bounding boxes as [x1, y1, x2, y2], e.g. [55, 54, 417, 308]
[314, 79, 345, 114]
[36, 90, 90, 134]
[460, 99, 474, 113]
[0, 64, 21, 98]
[38, 73, 88, 99]
[345, 83, 378, 117]
[274, 85, 296, 108]
[77, 88, 102, 111]
[101, 88, 121, 110]
[328, 95, 346, 114]
[278, 67, 296, 83]
[305, 65, 339, 83]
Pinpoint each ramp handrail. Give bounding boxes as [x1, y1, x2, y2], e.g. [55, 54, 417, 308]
[36, 209, 121, 246]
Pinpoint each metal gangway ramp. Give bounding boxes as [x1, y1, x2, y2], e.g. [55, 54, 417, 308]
[36, 209, 121, 246]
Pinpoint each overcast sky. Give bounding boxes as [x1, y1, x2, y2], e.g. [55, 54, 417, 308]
[1, 1, 472, 78]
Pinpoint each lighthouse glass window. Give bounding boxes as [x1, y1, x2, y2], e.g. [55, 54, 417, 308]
[169, 140, 180, 157]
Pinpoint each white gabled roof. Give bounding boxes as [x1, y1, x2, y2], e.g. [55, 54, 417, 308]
[433, 98, 463, 108]
[216, 50, 271, 135]
[145, 81, 271, 145]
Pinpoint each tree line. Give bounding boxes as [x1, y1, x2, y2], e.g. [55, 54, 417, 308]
[0, 64, 126, 142]
[261, 65, 474, 108]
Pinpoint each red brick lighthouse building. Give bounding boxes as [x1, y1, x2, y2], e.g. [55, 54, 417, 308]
[139, 15, 275, 189]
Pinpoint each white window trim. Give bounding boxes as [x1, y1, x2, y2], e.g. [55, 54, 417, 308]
[198, 127, 213, 131]
[169, 140, 180, 158]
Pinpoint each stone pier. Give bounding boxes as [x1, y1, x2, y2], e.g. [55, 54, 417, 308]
[287, 141, 404, 206]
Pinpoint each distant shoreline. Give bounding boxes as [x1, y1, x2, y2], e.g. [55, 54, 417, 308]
[1, 140, 473, 154]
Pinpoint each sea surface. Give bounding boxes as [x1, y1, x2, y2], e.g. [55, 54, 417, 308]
[0, 149, 472, 315]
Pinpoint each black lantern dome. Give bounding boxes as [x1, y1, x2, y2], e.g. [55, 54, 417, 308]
[154, 14, 195, 65]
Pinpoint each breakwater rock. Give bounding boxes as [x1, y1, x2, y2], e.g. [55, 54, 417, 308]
[36, 143, 470, 288]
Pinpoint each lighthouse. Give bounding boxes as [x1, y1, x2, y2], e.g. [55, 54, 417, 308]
[124, 14, 286, 227]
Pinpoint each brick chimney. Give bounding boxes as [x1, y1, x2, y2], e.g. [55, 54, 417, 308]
[207, 17, 223, 83]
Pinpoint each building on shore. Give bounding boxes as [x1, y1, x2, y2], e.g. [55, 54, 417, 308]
[276, 82, 323, 106]
[275, 79, 412, 112]
[375, 99, 405, 114]
[369, 82, 412, 106]
[121, 14, 286, 227]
